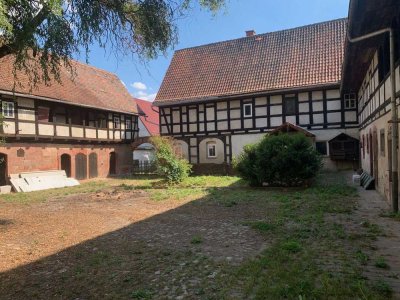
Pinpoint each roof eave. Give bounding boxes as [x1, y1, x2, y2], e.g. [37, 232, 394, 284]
[0, 89, 139, 116]
[153, 82, 341, 107]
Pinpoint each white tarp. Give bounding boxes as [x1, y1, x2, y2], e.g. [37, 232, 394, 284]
[10, 170, 80, 193]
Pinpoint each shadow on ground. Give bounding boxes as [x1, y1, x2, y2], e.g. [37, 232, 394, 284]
[0, 180, 269, 299]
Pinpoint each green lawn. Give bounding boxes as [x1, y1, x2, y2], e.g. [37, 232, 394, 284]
[0, 174, 392, 299]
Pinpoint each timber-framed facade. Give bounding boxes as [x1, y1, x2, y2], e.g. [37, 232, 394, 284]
[155, 18, 360, 171]
[342, 0, 400, 203]
[0, 56, 139, 183]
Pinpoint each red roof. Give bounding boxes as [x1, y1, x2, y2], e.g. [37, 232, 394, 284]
[135, 98, 159, 136]
[0, 55, 138, 115]
[155, 18, 347, 105]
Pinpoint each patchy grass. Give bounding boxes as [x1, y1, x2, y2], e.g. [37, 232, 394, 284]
[0, 173, 394, 299]
[372, 279, 393, 297]
[243, 221, 276, 232]
[190, 235, 203, 245]
[215, 181, 389, 299]
[375, 257, 390, 269]
[356, 250, 369, 265]
[380, 211, 400, 221]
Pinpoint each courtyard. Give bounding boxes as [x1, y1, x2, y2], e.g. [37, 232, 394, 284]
[0, 174, 399, 299]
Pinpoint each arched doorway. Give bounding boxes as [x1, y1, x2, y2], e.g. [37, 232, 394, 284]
[60, 154, 71, 177]
[89, 153, 98, 178]
[0, 153, 7, 186]
[109, 152, 116, 175]
[75, 153, 87, 180]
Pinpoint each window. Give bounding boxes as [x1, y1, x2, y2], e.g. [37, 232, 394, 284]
[113, 116, 120, 129]
[243, 103, 252, 117]
[207, 142, 217, 158]
[344, 94, 356, 109]
[380, 129, 385, 156]
[53, 107, 67, 125]
[316, 141, 328, 156]
[362, 135, 365, 158]
[87, 112, 96, 127]
[125, 118, 132, 130]
[2, 101, 14, 118]
[37, 106, 50, 122]
[97, 114, 107, 128]
[284, 97, 296, 115]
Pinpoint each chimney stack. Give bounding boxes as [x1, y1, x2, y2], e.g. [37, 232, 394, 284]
[246, 30, 256, 37]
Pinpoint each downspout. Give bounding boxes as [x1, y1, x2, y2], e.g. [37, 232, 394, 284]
[348, 28, 398, 212]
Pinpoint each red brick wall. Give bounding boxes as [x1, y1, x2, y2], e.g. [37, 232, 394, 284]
[0, 143, 133, 179]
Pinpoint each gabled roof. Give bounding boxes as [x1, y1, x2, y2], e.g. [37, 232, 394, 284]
[135, 98, 159, 136]
[0, 55, 138, 115]
[155, 18, 347, 105]
[269, 122, 315, 137]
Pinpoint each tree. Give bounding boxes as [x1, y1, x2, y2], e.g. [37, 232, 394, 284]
[0, 0, 225, 84]
[150, 136, 192, 184]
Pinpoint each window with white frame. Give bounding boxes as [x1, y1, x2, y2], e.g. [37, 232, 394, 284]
[2, 101, 15, 118]
[243, 103, 253, 117]
[344, 94, 356, 109]
[207, 142, 217, 158]
[125, 118, 132, 130]
[113, 116, 121, 129]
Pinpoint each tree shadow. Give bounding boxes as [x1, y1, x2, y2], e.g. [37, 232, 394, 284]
[0, 181, 269, 299]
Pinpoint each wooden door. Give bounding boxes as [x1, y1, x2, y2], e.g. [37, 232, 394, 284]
[0, 153, 7, 186]
[75, 153, 87, 180]
[373, 130, 379, 184]
[369, 132, 374, 176]
[109, 152, 116, 175]
[61, 154, 71, 177]
[89, 153, 98, 178]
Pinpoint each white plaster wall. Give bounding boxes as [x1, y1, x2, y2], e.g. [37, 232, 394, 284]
[199, 138, 225, 164]
[231, 133, 266, 157]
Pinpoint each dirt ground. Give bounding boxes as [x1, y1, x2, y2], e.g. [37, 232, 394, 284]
[1, 175, 400, 299]
[0, 187, 266, 273]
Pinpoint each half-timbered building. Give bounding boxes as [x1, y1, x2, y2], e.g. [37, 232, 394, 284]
[342, 0, 400, 204]
[154, 19, 359, 171]
[0, 55, 139, 184]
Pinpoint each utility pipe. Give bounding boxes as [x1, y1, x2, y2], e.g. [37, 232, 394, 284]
[348, 27, 398, 212]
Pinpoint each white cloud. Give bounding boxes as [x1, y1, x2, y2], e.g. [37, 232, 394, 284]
[131, 81, 147, 90]
[132, 91, 157, 101]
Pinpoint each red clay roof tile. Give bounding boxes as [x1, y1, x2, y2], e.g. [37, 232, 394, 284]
[155, 18, 347, 105]
[135, 98, 159, 136]
[0, 55, 138, 115]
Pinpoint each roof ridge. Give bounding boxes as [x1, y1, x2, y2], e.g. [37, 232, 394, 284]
[70, 59, 118, 78]
[174, 18, 347, 53]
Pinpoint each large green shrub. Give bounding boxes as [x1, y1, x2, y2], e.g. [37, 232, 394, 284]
[234, 133, 322, 187]
[150, 136, 192, 184]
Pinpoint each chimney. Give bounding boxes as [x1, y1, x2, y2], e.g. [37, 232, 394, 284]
[246, 30, 256, 37]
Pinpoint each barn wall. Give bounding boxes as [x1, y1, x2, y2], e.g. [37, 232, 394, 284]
[0, 143, 133, 181]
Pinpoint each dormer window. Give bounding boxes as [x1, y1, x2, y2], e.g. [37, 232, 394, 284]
[2, 101, 15, 118]
[243, 103, 252, 117]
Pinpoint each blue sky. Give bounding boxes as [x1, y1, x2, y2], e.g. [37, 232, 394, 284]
[77, 0, 350, 101]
